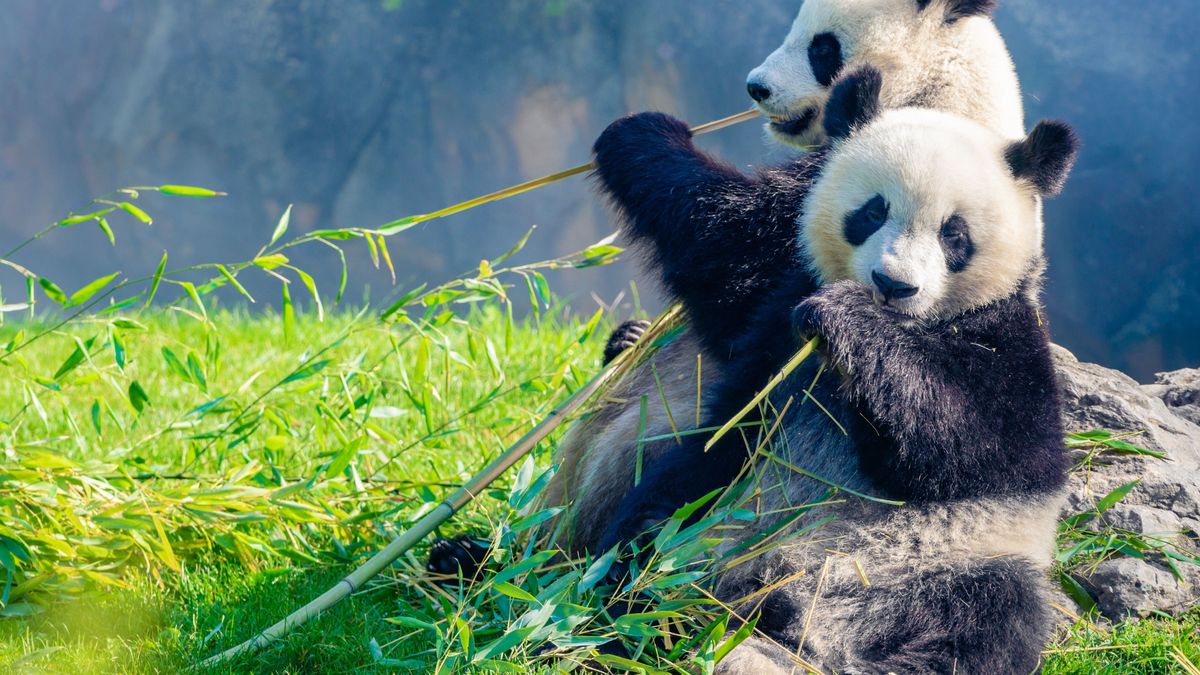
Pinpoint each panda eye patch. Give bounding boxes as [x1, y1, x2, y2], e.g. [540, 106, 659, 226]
[843, 194, 889, 246]
[808, 33, 843, 87]
[940, 215, 975, 273]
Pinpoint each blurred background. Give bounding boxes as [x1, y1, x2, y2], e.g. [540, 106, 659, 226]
[1, 0, 1196, 380]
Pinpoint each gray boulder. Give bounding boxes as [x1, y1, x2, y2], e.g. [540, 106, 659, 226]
[1054, 345, 1200, 619]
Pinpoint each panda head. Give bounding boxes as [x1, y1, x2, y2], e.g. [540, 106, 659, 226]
[747, 0, 1002, 147]
[801, 67, 1079, 321]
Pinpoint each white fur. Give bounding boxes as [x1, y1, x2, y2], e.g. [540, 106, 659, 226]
[748, 0, 1024, 146]
[801, 108, 1043, 320]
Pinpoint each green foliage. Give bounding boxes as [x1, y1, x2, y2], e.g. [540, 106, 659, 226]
[0, 186, 1196, 673]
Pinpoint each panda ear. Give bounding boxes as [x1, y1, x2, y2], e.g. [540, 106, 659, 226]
[917, 0, 998, 22]
[823, 66, 883, 141]
[1005, 120, 1080, 198]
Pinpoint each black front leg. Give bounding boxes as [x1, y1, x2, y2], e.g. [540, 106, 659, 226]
[596, 431, 753, 552]
[592, 112, 813, 361]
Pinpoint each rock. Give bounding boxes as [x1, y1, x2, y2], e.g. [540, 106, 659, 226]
[1143, 368, 1200, 426]
[1087, 557, 1193, 620]
[1054, 345, 1200, 619]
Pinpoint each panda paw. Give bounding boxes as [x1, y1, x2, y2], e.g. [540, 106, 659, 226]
[593, 112, 694, 175]
[792, 281, 877, 341]
[603, 319, 652, 364]
[427, 536, 490, 584]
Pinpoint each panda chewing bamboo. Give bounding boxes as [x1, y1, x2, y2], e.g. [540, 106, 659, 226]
[586, 67, 1078, 673]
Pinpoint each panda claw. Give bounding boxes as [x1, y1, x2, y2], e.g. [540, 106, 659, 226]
[603, 319, 653, 364]
[427, 536, 489, 584]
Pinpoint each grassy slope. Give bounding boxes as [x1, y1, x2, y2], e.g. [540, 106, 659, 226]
[0, 310, 1196, 673]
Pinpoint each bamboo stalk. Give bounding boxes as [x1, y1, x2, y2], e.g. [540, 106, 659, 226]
[198, 308, 683, 668]
[386, 108, 761, 228]
[704, 337, 820, 451]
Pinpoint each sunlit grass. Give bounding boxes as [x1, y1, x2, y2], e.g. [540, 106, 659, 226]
[0, 187, 1195, 673]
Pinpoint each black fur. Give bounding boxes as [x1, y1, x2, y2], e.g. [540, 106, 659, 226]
[823, 67, 884, 141]
[602, 319, 651, 364]
[917, 0, 998, 22]
[1005, 120, 1080, 197]
[427, 537, 489, 583]
[598, 275, 1067, 549]
[591, 112, 827, 362]
[808, 33, 844, 87]
[939, 214, 976, 273]
[766, 557, 1047, 672]
[595, 271, 820, 553]
[844, 194, 889, 246]
[795, 280, 1067, 502]
[591, 101, 1069, 530]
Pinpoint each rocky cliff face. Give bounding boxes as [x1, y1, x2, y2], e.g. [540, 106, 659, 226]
[1, 0, 1197, 379]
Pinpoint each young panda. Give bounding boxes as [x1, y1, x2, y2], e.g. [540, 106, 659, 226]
[592, 69, 1078, 673]
[537, 0, 1031, 558]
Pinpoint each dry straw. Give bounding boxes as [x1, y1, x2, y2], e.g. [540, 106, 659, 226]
[199, 109, 766, 667]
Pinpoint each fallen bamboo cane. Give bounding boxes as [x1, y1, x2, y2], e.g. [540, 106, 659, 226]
[198, 108, 761, 668]
[198, 307, 683, 668]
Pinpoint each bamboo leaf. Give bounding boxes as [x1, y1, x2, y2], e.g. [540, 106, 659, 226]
[1096, 480, 1139, 515]
[281, 283, 295, 344]
[38, 278, 67, 306]
[282, 359, 332, 384]
[253, 254, 289, 271]
[158, 184, 226, 198]
[96, 217, 116, 245]
[377, 235, 395, 283]
[492, 582, 538, 603]
[269, 204, 292, 246]
[145, 251, 168, 307]
[57, 208, 115, 227]
[120, 202, 153, 224]
[67, 272, 120, 307]
[53, 337, 95, 380]
[128, 381, 150, 413]
[293, 268, 323, 321]
[217, 265, 255, 303]
[380, 283, 427, 320]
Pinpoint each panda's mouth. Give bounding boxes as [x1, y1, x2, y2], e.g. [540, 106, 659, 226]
[769, 107, 818, 137]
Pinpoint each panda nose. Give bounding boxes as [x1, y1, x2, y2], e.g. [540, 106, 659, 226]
[747, 80, 772, 103]
[872, 271, 920, 300]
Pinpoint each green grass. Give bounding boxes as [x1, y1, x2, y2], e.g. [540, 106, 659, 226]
[0, 310, 1193, 673]
[0, 189, 1196, 673]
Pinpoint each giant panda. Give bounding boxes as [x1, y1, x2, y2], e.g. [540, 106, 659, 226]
[536, 0, 1031, 558]
[427, 0, 1028, 572]
[589, 69, 1078, 673]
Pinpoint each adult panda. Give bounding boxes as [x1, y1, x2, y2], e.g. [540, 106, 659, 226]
[556, 0, 1030, 554]
[428, 0, 1027, 571]
[592, 69, 1078, 672]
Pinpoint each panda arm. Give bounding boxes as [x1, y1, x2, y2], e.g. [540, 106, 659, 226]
[593, 112, 819, 359]
[796, 282, 1067, 501]
[596, 279, 807, 552]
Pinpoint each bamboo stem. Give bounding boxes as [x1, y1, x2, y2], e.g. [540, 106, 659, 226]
[197, 308, 683, 668]
[704, 337, 820, 451]
[392, 108, 761, 228]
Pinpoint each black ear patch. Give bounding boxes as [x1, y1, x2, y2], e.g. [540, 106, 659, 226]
[1005, 120, 1080, 197]
[823, 66, 883, 141]
[917, 0, 998, 22]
